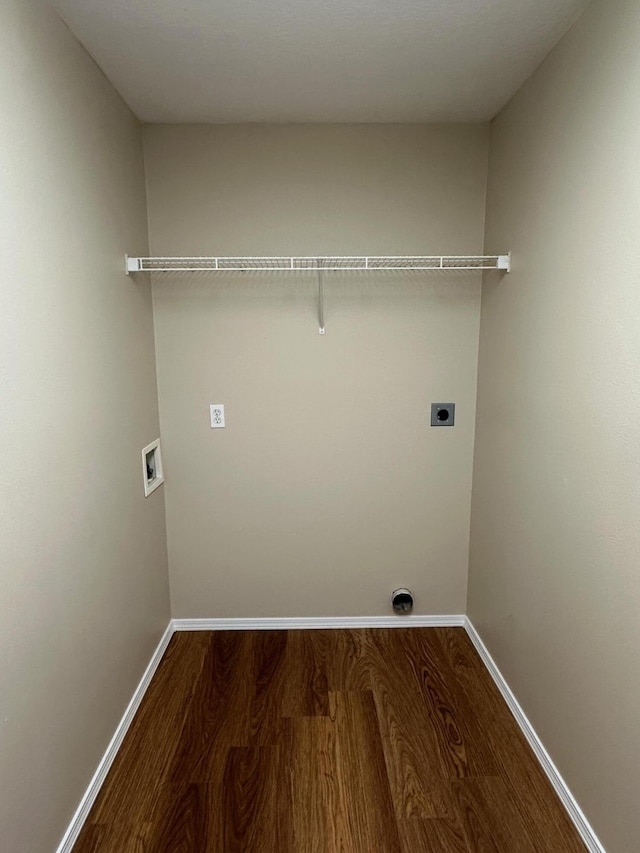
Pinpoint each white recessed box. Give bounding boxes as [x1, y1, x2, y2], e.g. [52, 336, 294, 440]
[142, 438, 164, 497]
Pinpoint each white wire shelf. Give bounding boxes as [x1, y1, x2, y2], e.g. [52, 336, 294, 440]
[126, 254, 511, 273]
[126, 252, 510, 335]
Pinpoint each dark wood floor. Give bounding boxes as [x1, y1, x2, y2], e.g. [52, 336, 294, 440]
[73, 628, 586, 852]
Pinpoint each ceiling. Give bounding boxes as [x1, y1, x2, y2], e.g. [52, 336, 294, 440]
[53, 0, 590, 124]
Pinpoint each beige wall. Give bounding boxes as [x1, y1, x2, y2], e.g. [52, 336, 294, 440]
[0, 1, 170, 850]
[469, 0, 640, 849]
[144, 124, 489, 618]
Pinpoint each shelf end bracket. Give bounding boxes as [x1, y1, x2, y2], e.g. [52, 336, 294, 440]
[497, 253, 511, 273]
[125, 255, 142, 275]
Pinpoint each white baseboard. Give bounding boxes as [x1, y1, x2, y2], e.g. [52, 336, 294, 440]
[55, 621, 174, 853]
[463, 618, 605, 853]
[171, 614, 466, 631]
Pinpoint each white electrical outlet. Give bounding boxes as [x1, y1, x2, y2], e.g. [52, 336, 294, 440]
[210, 404, 225, 428]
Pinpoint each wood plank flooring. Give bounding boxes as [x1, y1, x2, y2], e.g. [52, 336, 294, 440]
[73, 628, 586, 852]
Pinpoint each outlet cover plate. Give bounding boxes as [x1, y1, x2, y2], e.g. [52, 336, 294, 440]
[431, 403, 455, 426]
[210, 404, 225, 428]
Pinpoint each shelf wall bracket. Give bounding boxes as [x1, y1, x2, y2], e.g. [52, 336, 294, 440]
[497, 253, 511, 272]
[318, 268, 325, 335]
[125, 254, 142, 275]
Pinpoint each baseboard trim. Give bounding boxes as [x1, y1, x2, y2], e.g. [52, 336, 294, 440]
[55, 620, 174, 853]
[463, 618, 605, 853]
[171, 614, 466, 631]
